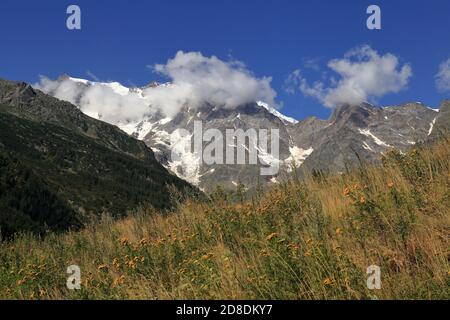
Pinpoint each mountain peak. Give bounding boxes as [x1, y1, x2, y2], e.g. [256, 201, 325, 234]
[141, 81, 164, 89]
[0, 79, 37, 105]
[330, 103, 374, 127]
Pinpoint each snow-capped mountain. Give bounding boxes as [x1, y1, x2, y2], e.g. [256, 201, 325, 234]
[39, 76, 449, 192]
[125, 98, 448, 191]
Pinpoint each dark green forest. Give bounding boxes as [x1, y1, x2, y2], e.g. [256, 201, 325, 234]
[0, 151, 81, 238]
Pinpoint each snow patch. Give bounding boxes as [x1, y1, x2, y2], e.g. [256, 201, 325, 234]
[428, 117, 437, 136]
[151, 130, 172, 147]
[118, 117, 173, 140]
[362, 142, 374, 152]
[284, 146, 314, 171]
[118, 121, 153, 140]
[358, 129, 391, 148]
[257, 148, 281, 167]
[69, 77, 90, 85]
[159, 117, 172, 125]
[104, 82, 130, 96]
[69, 77, 131, 96]
[257, 101, 298, 124]
[167, 130, 201, 185]
[427, 107, 440, 113]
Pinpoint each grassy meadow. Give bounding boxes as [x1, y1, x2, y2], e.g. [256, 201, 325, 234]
[0, 138, 449, 300]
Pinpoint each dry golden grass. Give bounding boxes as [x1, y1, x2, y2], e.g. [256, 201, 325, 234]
[0, 138, 449, 300]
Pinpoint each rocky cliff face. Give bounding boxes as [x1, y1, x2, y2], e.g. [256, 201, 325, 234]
[142, 100, 443, 190]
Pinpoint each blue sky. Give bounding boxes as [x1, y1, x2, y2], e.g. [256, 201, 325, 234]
[1, 0, 449, 120]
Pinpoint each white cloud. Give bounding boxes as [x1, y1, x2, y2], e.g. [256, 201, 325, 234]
[35, 76, 151, 124]
[35, 75, 85, 105]
[34, 51, 278, 124]
[284, 69, 301, 95]
[80, 84, 150, 123]
[436, 58, 450, 93]
[151, 51, 277, 115]
[287, 45, 412, 108]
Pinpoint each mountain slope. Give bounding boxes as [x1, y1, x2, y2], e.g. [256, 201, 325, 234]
[0, 78, 197, 236]
[141, 100, 443, 190]
[1, 136, 449, 299]
[296, 102, 439, 173]
[0, 151, 81, 238]
[429, 100, 450, 139]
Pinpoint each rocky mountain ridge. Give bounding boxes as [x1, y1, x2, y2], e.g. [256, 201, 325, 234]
[39, 76, 449, 192]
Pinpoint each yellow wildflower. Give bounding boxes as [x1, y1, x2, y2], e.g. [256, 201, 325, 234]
[266, 232, 278, 241]
[97, 264, 108, 271]
[343, 187, 350, 197]
[112, 258, 120, 269]
[119, 237, 129, 246]
[323, 278, 336, 286]
[139, 237, 148, 246]
[112, 275, 125, 287]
